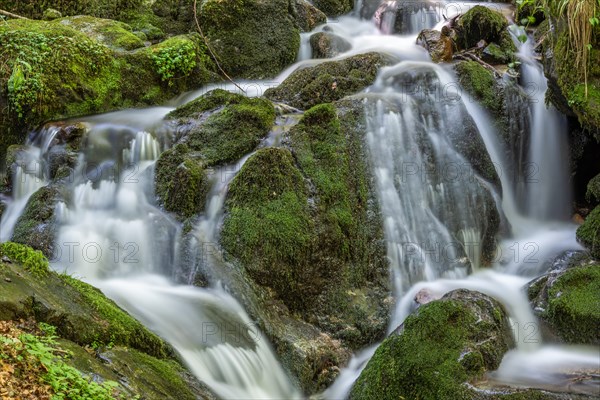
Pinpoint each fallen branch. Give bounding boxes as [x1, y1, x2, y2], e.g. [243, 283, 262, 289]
[0, 8, 29, 20]
[453, 51, 502, 79]
[192, 0, 246, 94]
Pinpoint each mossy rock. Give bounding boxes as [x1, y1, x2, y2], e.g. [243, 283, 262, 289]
[265, 52, 392, 109]
[57, 16, 145, 51]
[11, 185, 64, 258]
[586, 174, 600, 206]
[0, 19, 217, 161]
[42, 8, 62, 20]
[456, 5, 508, 49]
[349, 289, 515, 399]
[0, 0, 146, 20]
[312, 0, 354, 17]
[546, 264, 600, 345]
[0, 242, 170, 358]
[221, 147, 314, 308]
[293, 0, 327, 32]
[455, 60, 504, 117]
[199, 0, 300, 78]
[576, 206, 600, 259]
[310, 32, 352, 59]
[154, 144, 211, 219]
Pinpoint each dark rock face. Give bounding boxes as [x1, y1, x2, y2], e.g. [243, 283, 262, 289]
[350, 289, 515, 399]
[417, 27, 454, 63]
[293, 0, 327, 32]
[577, 206, 600, 260]
[312, 0, 354, 17]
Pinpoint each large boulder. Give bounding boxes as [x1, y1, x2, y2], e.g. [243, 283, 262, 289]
[350, 290, 514, 399]
[0, 242, 213, 399]
[264, 52, 392, 109]
[219, 100, 390, 393]
[199, 0, 300, 78]
[527, 252, 600, 345]
[456, 5, 508, 49]
[155, 89, 276, 219]
[293, 0, 327, 32]
[576, 206, 600, 259]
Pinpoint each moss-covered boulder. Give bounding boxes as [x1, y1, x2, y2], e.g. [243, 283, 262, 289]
[576, 206, 600, 259]
[0, 243, 214, 399]
[155, 90, 275, 219]
[456, 5, 508, 49]
[455, 61, 503, 116]
[220, 102, 390, 393]
[0, 0, 146, 20]
[0, 242, 169, 357]
[312, 0, 353, 17]
[310, 32, 352, 59]
[265, 52, 392, 109]
[350, 289, 514, 399]
[11, 185, 64, 258]
[293, 0, 327, 32]
[528, 254, 600, 345]
[56, 15, 145, 51]
[586, 174, 600, 206]
[0, 18, 218, 165]
[417, 28, 454, 63]
[199, 0, 300, 78]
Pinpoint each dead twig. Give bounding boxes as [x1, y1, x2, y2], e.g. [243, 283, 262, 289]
[0, 8, 29, 20]
[192, 0, 245, 93]
[453, 51, 502, 79]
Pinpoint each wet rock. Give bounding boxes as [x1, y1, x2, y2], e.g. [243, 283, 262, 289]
[527, 252, 600, 345]
[57, 16, 145, 51]
[586, 174, 600, 207]
[417, 27, 454, 63]
[11, 185, 64, 258]
[313, 0, 354, 17]
[293, 0, 327, 32]
[482, 42, 513, 65]
[199, 0, 300, 78]
[350, 289, 514, 399]
[358, 0, 385, 19]
[264, 52, 392, 109]
[310, 31, 352, 58]
[456, 5, 508, 49]
[576, 206, 600, 259]
[373, 0, 438, 35]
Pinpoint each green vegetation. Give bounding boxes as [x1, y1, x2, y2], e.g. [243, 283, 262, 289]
[265, 52, 390, 109]
[349, 290, 513, 400]
[586, 173, 600, 205]
[0, 321, 123, 399]
[576, 206, 600, 259]
[0, 0, 145, 20]
[546, 264, 600, 344]
[150, 36, 199, 83]
[199, 0, 300, 78]
[457, 5, 508, 49]
[455, 61, 503, 116]
[57, 16, 145, 51]
[312, 0, 353, 17]
[0, 242, 49, 278]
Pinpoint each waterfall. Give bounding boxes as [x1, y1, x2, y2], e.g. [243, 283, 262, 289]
[51, 116, 299, 399]
[0, 126, 58, 241]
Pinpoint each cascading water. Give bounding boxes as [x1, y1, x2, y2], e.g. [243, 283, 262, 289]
[49, 114, 300, 399]
[2, 2, 598, 398]
[0, 126, 58, 241]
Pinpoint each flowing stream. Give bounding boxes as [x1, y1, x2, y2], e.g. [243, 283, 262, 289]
[1, 1, 598, 399]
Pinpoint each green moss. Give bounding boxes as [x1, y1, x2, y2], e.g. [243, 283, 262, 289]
[457, 5, 508, 49]
[1, 0, 146, 21]
[200, 0, 300, 78]
[576, 206, 600, 259]
[56, 16, 145, 51]
[546, 264, 600, 344]
[586, 173, 600, 205]
[349, 291, 513, 400]
[59, 274, 169, 357]
[312, 0, 354, 17]
[0, 242, 49, 278]
[455, 61, 503, 117]
[265, 52, 390, 109]
[154, 144, 211, 219]
[221, 148, 314, 309]
[150, 36, 199, 83]
[167, 89, 245, 118]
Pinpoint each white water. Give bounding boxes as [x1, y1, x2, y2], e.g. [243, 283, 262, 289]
[0, 127, 58, 241]
[2, 2, 598, 399]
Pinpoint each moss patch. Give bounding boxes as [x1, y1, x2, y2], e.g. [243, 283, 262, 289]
[546, 264, 600, 344]
[457, 5, 508, 49]
[57, 16, 145, 51]
[200, 0, 300, 78]
[586, 173, 600, 206]
[312, 0, 354, 17]
[265, 52, 391, 109]
[576, 205, 600, 259]
[349, 290, 514, 400]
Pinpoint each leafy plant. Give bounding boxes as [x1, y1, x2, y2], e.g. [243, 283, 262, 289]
[151, 39, 197, 84]
[0, 241, 49, 277]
